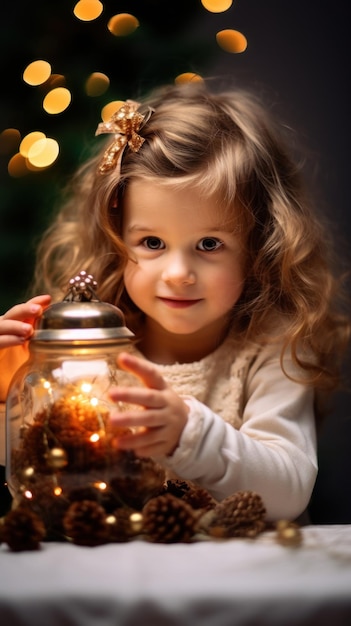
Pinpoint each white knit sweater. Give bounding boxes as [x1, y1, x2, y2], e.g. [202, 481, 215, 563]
[118, 335, 317, 521]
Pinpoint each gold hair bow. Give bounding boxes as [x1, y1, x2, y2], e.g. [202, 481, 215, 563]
[95, 100, 149, 175]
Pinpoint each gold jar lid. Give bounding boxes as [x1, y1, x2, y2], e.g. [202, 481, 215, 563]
[32, 271, 134, 345]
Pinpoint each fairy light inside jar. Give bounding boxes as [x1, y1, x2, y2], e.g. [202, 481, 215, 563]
[5, 271, 144, 547]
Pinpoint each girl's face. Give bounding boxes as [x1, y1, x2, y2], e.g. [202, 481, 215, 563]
[122, 179, 246, 359]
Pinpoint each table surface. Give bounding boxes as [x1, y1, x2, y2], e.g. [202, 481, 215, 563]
[1, 525, 351, 626]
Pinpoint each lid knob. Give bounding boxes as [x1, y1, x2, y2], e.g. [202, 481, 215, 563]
[63, 271, 99, 302]
[32, 271, 134, 345]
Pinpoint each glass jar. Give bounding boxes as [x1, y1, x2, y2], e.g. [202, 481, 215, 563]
[5, 272, 165, 541]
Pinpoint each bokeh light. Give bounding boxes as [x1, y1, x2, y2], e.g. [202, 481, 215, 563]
[26, 159, 50, 173]
[23, 60, 51, 86]
[3, 1, 247, 183]
[85, 72, 110, 97]
[27, 137, 59, 168]
[107, 13, 139, 37]
[8, 153, 29, 178]
[101, 100, 124, 121]
[175, 73, 204, 84]
[43, 87, 72, 114]
[73, 0, 103, 21]
[201, 0, 233, 12]
[0, 129, 21, 155]
[43, 74, 66, 91]
[216, 29, 247, 53]
[19, 132, 46, 157]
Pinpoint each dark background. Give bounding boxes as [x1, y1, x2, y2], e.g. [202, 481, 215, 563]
[0, 0, 350, 522]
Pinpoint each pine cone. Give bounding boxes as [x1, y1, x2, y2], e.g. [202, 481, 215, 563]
[142, 493, 196, 543]
[68, 484, 120, 515]
[165, 480, 216, 512]
[110, 450, 166, 509]
[12, 422, 49, 474]
[2, 506, 46, 552]
[207, 491, 266, 538]
[63, 500, 109, 546]
[17, 476, 70, 540]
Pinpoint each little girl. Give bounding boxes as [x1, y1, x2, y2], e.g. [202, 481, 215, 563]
[0, 82, 349, 521]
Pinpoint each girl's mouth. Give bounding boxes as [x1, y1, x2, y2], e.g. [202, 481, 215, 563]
[158, 297, 202, 309]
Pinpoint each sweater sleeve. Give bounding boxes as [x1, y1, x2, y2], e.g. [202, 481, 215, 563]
[156, 348, 318, 521]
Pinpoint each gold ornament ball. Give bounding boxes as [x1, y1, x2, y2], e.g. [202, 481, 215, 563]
[46, 447, 68, 469]
[276, 520, 302, 547]
[22, 466, 35, 480]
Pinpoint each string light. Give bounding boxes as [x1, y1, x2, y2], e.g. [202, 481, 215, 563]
[89, 433, 100, 442]
[81, 382, 92, 393]
[95, 481, 107, 490]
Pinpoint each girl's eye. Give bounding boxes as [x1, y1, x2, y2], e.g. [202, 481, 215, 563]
[142, 236, 165, 250]
[197, 237, 223, 252]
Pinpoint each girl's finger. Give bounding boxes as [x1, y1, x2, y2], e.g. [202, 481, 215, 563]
[117, 352, 167, 390]
[114, 426, 169, 457]
[1, 295, 51, 322]
[109, 385, 165, 409]
[110, 407, 165, 429]
[0, 322, 33, 348]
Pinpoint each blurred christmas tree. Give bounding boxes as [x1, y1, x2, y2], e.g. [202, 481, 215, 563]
[0, 0, 236, 310]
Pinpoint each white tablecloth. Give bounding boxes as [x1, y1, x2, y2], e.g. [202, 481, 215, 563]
[1, 525, 351, 626]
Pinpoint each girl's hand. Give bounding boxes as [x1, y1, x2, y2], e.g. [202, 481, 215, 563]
[109, 352, 189, 458]
[0, 294, 51, 348]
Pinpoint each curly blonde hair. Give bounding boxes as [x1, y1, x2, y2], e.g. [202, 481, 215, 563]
[32, 81, 350, 391]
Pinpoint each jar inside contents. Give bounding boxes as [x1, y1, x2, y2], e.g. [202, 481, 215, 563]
[6, 347, 166, 541]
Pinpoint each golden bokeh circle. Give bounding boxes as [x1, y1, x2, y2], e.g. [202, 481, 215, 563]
[27, 137, 59, 168]
[8, 153, 29, 177]
[0, 128, 21, 155]
[107, 13, 139, 37]
[201, 0, 233, 12]
[73, 0, 103, 21]
[216, 29, 247, 53]
[85, 72, 110, 97]
[23, 60, 51, 86]
[44, 74, 66, 91]
[43, 87, 72, 114]
[175, 73, 204, 84]
[101, 100, 125, 122]
[20, 132, 46, 158]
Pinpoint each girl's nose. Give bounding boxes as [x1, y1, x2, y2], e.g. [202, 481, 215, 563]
[161, 253, 196, 285]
